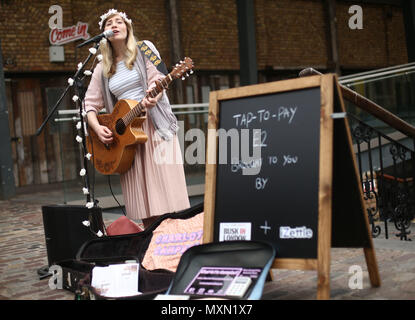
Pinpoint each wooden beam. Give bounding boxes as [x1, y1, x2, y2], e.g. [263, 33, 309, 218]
[316, 75, 334, 300]
[167, 0, 184, 104]
[333, 78, 381, 288]
[272, 258, 317, 271]
[325, 0, 341, 75]
[403, 0, 415, 62]
[236, 0, 258, 85]
[202, 91, 219, 244]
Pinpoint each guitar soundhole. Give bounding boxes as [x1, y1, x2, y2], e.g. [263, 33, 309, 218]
[115, 119, 126, 135]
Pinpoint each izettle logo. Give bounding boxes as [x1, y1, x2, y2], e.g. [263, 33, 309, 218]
[279, 226, 313, 239]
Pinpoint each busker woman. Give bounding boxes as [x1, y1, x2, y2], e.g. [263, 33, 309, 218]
[84, 9, 190, 228]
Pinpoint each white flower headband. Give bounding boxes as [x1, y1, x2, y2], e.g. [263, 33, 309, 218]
[98, 9, 132, 29]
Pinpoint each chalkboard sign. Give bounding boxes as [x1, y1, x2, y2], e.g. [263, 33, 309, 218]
[203, 74, 381, 299]
[213, 87, 321, 259]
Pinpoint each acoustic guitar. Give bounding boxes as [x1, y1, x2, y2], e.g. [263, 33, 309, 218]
[86, 57, 194, 175]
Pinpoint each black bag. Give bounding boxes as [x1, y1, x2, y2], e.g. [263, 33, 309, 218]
[58, 260, 95, 292]
[59, 202, 204, 300]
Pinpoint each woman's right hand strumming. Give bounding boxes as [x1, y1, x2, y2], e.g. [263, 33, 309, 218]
[87, 111, 113, 144]
[95, 125, 113, 144]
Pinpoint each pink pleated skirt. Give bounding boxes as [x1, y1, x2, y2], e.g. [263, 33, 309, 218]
[120, 118, 190, 220]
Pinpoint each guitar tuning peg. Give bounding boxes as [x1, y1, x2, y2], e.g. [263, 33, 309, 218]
[186, 73, 189, 77]
[190, 70, 194, 74]
[176, 64, 179, 67]
[181, 76, 185, 80]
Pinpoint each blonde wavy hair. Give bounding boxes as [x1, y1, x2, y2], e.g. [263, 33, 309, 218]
[99, 13, 138, 78]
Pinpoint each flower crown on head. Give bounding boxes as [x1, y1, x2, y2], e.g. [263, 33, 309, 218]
[98, 9, 132, 29]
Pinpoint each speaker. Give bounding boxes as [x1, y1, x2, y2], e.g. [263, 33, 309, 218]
[41, 205, 104, 265]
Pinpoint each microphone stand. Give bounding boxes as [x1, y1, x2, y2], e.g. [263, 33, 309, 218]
[37, 42, 101, 204]
[36, 41, 101, 280]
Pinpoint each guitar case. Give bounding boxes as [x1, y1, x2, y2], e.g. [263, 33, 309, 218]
[58, 202, 204, 300]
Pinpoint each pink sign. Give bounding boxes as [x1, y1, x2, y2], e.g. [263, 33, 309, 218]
[142, 212, 204, 272]
[49, 22, 90, 45]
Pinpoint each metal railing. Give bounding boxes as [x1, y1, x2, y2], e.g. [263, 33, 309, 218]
[54, 103, 209, 122]
[300, 64, 415, 240]
[349, 113, 414, 240]
[339, 63, 415, 137]
[54, 103, 209, 205]
[339, 63, 415, 240]
[339, 62, 415, 85]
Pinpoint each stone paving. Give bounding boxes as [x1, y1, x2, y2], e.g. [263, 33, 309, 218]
[0, 189, 414, 300]
[263, 246, 415, 300]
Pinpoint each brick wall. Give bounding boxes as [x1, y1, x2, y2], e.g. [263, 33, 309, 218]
[256, 0, 329, 70]
[179, 0, 239, 70]
[1, 0, 72, 72]
[255, 0, 408, 71]
[336, 2, 408, 69]
[0, 0, 409, 73]
[0, 0, 171, 73]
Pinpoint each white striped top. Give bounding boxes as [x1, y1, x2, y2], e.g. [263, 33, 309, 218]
[109, 60, 145, 101]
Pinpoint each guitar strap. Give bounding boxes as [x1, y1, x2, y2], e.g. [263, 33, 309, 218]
[137, 40, 168, 75]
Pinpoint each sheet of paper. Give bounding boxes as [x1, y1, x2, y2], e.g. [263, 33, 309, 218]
[91, 263, 141, 297]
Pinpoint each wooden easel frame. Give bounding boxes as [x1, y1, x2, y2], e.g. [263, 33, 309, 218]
[202, 74, 380, 300]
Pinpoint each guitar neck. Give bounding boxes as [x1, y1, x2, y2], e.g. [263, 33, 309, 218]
[147, 74, 174, 100]
[119, 56, 194, 127]
[122, 73, 174, 124]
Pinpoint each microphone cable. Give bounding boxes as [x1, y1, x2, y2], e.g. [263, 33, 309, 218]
[107, 175, 126, 216]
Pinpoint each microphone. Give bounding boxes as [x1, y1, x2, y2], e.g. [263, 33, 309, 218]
[77, 30, 114, 48]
